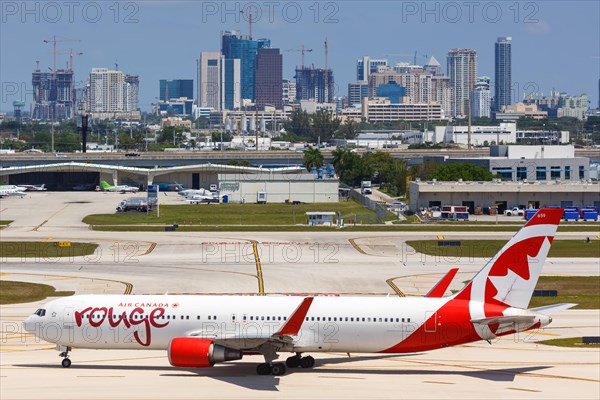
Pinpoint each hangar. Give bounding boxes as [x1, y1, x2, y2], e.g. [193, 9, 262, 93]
[409, 180, 600, 213]
[0, 162, 305, 192]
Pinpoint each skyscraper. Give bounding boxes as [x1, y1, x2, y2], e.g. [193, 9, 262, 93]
[221, 30, 270, 101]
[495, 37, 512, 111]
[471, 76, 492, 118]
[198, 52, 224, 110]
[348, 82, 369, 107]
[223, 59, 241, 110]
[31, 68, 74, 120]
[295, 67, 334, 103]
[356, 56, 388, 82]
[124, 75, 139, 112]
[282, 79, 296, 105]
[423, 56, 442, 76]
[254, 48, 283, 108]
[447, 49, 477, 117]
[159, 79, 193, 101]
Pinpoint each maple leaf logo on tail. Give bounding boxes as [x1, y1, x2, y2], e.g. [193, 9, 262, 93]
[454, 208, 563, 325]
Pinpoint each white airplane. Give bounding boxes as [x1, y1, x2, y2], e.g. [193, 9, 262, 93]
[20, 184, 47, 191]
[24, 208, 573, 375]
[100, 180, 139, 193]
[0, 185, 27, 198]
[177, 187, 215, 198]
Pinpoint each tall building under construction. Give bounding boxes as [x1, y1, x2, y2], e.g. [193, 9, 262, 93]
[31, 68, 74, 120]
[294, 67, 334, 103]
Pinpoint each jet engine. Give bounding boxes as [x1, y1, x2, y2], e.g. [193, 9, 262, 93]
[168, 338, 242, 368]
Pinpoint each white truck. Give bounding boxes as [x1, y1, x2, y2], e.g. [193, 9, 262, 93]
[503, 207, 525, 216]
[116, 197, 149, 212]
[360, 181, 372, 195]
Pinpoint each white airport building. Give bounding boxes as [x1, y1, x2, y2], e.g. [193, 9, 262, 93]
[409, 180, 600, 213]
[218, 173, 339, 204]
[424, 145, 590, 183]
[421, 123, 570, 146]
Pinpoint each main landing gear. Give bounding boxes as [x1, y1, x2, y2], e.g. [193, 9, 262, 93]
[58, 346, 72, 368]
[256, 362, 287, 376]
[285, 353, 315, 369]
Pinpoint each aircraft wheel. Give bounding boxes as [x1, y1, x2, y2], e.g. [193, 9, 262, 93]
[61, 358, 71, 368]
[286, 355, 301, 368]
[300, 356, 315, 369]
[270, 363, 286, 376]
[256, 363, 271, 375]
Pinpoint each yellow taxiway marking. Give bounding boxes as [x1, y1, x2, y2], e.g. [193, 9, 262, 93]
[437, 235, 444, 240]
[33, 204, 69, 231]
[252, 241, 265, 295]
[385, 278, 406, 297]
[43, 237, 54, 242]
[141, 242, 157, 255]
[348, 239, 367, 255]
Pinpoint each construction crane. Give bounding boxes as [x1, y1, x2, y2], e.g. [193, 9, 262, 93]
[239, 8, 254, 39]
[324, 38, 329, 70]
[56, 49, 83, 70]
[285, 45, 313, 68]
[43, 35, 80, 73]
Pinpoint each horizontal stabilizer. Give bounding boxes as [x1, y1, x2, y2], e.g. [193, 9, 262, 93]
[425, 268, 459, 298]
[471, 315, 535, 327]
[529, 303, 577, 315]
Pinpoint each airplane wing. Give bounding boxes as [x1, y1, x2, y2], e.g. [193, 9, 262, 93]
[186, 297, 314, 349]
[425, 268, 459, 298]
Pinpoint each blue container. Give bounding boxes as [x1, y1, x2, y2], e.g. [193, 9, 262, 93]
[525, 209, 539, 221]
[222, 195, 229, 204]
[455, 212, 469, 221]
[582, 210, 598, 221]
[564, 211, 579, 221]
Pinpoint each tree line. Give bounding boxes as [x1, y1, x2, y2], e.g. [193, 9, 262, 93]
[304, 147, 495, 197]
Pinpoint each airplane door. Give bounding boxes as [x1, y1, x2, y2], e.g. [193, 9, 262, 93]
[424, 311, 437, 332]
[63, 307, 75, 329]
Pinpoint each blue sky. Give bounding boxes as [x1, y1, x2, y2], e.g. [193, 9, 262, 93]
[1, 0, 598, 112]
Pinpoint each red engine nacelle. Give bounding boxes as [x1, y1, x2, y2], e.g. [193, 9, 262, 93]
[168, 338, 242, 368]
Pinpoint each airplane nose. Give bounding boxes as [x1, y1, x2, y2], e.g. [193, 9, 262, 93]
[23, 316, 37, 333]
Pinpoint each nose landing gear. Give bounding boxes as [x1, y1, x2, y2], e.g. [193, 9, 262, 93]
[57, 346, 72, 368]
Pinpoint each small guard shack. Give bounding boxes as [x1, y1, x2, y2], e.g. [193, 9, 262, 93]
[305, 211, 336, 226]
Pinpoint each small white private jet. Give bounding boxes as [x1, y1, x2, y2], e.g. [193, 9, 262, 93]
[0, 185, 27, 198]
[20, 184, 47, 191]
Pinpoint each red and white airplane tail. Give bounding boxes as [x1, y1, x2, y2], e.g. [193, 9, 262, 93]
[457, 207, 563, 311]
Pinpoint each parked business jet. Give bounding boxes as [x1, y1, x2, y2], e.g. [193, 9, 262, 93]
[100, 180, 139, 193]
[20, 184, 47, 191]
[0, 185, 27, 198]
[177, 187, 215, 198]
[24, 208, 573, 375]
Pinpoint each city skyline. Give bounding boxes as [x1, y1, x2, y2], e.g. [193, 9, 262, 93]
[1, 1, 598, 113]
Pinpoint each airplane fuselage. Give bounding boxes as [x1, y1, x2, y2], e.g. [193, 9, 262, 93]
[24, 294, 547, 354]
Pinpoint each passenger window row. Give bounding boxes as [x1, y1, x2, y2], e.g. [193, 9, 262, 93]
[304, 316, 411, 323]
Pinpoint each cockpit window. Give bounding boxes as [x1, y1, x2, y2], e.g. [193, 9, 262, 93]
[34, 309, 46, 317]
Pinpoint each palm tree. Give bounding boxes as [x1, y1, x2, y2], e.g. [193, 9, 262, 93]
[303, 146, 324, 172]
[331, 147, 348, 175]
